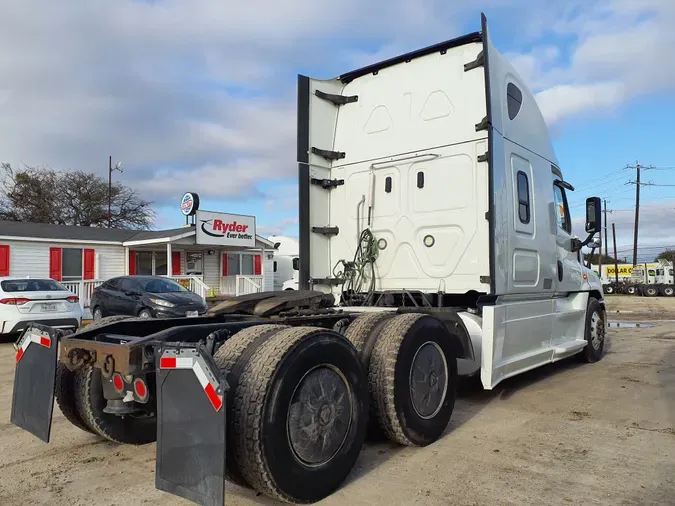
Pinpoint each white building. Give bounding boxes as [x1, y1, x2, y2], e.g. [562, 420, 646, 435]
[0, 217, 276, 316]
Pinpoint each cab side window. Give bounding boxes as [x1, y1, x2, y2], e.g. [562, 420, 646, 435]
[553, 184, 571, 234]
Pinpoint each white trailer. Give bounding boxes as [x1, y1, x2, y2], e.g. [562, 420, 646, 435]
[10, 14, 608, 506]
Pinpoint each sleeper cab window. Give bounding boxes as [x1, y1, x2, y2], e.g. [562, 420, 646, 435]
[516, 171, 530, 224]
[507, 82, 523, 120]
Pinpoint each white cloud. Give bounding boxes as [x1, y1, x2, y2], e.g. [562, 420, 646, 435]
[257, 216, 299, 238]
[512, 0, 675, 125]
[0, 0, 476, 208]
[0, 0, 673, 219]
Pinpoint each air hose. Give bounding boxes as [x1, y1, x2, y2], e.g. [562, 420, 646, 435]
[333, 228, 378, 306]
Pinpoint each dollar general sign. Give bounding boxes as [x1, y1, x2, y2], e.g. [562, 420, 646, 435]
[605, 265, 633, 276]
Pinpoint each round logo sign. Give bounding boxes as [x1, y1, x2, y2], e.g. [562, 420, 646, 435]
[181, 192, 199, 216]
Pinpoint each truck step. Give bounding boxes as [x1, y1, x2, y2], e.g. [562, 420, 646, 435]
[552, 339, 587, 358]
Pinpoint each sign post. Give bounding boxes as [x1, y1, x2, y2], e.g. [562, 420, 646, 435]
[181, 192, 200, 225]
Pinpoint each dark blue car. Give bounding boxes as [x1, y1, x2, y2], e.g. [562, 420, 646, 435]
[90, 275, 207, 320]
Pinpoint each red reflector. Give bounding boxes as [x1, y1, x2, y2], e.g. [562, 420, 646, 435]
[39, 336, 51, 348]
[160, 357, 176, 369]
[112, 374, 124, 392]
[134, 379, 147, 398]
[15, 348, 24, 363]
[204, 382, 222, 411]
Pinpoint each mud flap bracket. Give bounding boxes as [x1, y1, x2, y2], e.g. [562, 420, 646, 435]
[10, 324, 59, 443]
[155, 343, 228, 506]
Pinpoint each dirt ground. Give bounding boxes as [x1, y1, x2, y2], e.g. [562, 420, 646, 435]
[0, 297, 673, 506]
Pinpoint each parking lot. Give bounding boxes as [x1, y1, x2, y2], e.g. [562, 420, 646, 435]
[0, 296, 673, 506]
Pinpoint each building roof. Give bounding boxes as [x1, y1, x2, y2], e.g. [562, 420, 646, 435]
[0, 220, 275, 247]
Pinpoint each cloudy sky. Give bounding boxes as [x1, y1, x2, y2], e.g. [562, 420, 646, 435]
[1, 0, 674, 260]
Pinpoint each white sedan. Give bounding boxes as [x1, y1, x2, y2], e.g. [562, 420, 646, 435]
[0, 277, 82, 335]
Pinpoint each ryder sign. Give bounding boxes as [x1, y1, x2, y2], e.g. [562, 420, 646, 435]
[196, 211, 256, 247]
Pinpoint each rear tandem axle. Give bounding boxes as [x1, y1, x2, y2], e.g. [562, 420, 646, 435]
[10, 290, 468, 506]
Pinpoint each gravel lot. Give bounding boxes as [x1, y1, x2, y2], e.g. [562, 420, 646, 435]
[0, 296, 673, 506]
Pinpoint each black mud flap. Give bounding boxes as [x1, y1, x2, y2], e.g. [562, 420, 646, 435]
[10, 324, 59, 443]
[155, 343, 228, 506]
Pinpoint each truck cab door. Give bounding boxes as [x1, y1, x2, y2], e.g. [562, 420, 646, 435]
[551, 173, 582, 293]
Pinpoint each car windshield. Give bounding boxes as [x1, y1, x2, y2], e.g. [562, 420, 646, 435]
[139, 278, 189, 293]
[1, 279, 67, 292]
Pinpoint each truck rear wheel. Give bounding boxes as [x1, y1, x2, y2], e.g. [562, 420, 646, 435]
[74, 366, 156, 444]
[662, 285, 674, 297]
[54, 362, 94, 434]
[81, 314, 135, 331]
[645, 285, 658, 297]
[368, 313, 458, 447]
[212, 324, 288, 488]
[232, 326, 368, 503]
[344, 312, 397, 440]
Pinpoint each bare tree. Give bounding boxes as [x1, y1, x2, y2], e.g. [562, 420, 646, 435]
[0, 163, 155, 229]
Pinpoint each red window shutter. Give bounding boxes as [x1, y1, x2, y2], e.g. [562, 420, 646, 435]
[222, 253, 228, 276]
[129, 250, 136, 275]
[0, 245, 9, 276]
[172, 251, 181, 275]
[254, 254, 262, 275]
[49, 248, 62, 281]
[83, 249, 95, 280]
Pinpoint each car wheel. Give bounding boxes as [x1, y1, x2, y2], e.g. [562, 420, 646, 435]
[138, 309, 153, 319]
[93, 307, 103, 321]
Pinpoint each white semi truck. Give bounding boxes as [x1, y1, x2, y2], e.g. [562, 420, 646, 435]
[598, 260, 674, 296]
[267, 235, 299, 290]
[628, 260, 674, 296]
[10, 14, 606, 506]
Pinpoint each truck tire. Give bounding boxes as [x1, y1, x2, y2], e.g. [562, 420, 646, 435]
[368, 313, 458, 447]
[212, 324, 288, 488]
[344, 312, 397, 440]
[626, 285, 636, 295]
[74, 365, 156, 444]
[661, 285, 674, 297]
[54, 362, 95, 434]
[81, 314, 134, 331]
[232, 326, 368, 503]
[577, 297, 605, 363]
[644, 285, 658, 297]
[603, 284, 613, 294]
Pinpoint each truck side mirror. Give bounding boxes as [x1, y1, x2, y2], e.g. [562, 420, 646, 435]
[585, 197, 601, 234]
[292, 257, 299, 271]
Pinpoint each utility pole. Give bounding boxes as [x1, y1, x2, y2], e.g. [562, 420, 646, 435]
[602, 199, 613, 280]
[612, 223, 619, 286]
[108, 156, 123, 228]
[108, 156, 112, 228]
[626, 161, 655, 265]
[631, 161, 641, 266]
